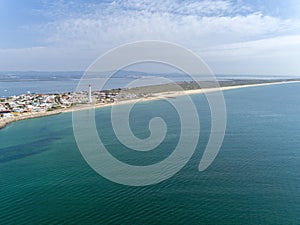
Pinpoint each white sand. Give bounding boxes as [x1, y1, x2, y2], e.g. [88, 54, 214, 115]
[1, 80, 299, 129]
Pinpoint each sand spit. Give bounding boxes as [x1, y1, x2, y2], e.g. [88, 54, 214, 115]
[1, 80, 299, 129]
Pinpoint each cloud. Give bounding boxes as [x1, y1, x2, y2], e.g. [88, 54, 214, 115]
[201, 35, 300, 75]
[42, 1, 296, 49]
[0, 0, 299, 75]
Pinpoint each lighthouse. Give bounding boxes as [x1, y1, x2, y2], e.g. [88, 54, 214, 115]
[88, 84, 92, 103]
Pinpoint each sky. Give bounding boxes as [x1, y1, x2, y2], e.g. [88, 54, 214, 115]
[0, 0, 299, 75]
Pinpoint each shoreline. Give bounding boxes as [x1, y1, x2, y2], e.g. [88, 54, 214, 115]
[0, 80, 299, 130]
[0, 110, 62, 130]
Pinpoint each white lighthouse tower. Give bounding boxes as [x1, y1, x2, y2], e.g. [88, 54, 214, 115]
[88, 84, 92, 103]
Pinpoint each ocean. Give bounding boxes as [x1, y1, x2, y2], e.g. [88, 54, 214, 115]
[0, 82, 299, 224]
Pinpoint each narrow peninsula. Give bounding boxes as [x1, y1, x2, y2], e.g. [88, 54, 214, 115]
[1, 79, 299, 129]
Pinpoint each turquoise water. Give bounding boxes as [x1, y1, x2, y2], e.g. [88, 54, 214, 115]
[0, 83, 300, 224]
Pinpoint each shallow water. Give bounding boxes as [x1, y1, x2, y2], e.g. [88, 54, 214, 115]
[0, 83, 299, 224]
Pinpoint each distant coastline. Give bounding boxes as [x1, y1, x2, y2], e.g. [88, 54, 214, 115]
[0, 80, 299, 130]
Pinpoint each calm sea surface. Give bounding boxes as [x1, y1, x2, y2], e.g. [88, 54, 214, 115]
[0, 82, 299, 224]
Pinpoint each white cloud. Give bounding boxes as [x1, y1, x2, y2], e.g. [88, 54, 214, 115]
[0, 0, 299, 75]
[201, 35, 300, 75]
[43, 7, 294, 49]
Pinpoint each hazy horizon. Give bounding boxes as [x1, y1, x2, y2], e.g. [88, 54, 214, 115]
[0, 70, 299, 78]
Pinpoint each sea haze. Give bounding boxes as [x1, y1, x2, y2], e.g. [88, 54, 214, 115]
[0, 71, 297, 97]
[0, 82, 299, 224]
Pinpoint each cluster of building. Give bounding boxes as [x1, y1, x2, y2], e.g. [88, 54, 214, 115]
[0, 86, 128, 119]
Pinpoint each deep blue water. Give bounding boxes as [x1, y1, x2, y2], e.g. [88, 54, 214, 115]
[0, 82, 299, 224]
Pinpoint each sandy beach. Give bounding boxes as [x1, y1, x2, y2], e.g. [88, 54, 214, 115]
[0, 80, 299, 129]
